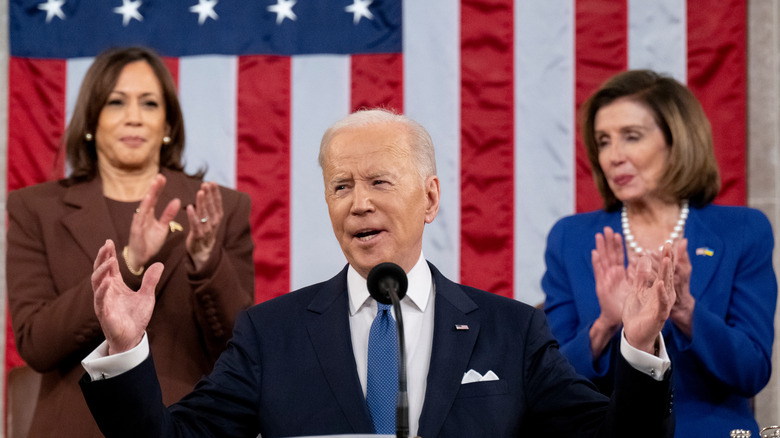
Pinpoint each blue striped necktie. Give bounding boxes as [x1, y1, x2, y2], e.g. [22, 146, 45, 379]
[366, 303, 398, 434]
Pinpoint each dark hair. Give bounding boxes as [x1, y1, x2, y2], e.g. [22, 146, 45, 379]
[63, 46, 198, 183]
[581, 69, 720, 211]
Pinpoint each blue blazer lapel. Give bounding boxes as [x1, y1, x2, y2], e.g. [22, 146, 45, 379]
[305, 268, 375, 433]
[418, 265, 480, 438]
[684, 207, 723, 300]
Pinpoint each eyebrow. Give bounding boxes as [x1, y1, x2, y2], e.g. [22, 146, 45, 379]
[109, 91, 161, 98]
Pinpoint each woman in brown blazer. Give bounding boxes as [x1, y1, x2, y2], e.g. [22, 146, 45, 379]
[6, 47, 255, 437]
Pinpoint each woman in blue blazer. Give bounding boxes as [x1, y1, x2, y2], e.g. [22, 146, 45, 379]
[543, 70, 777, 438]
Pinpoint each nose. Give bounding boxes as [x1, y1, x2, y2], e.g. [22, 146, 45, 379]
[350, 182, 374, 215]
[602, 141, 625, 166]
[125, 101, 142, 125]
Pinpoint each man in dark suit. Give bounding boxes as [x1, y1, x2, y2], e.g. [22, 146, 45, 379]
[81, 109, 675, 437]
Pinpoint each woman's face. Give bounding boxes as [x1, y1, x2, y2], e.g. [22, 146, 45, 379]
[95, 60, 169, 174]
[595, 97, 670, 205]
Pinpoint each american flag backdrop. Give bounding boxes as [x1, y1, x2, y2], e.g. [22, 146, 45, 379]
[5, 0, 746, 376]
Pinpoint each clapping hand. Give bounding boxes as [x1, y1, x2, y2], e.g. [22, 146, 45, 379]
[185, 181, 224, 271]
[125, 174, 181, 273]
[590, 227, 631, 356]
[622, 242, 676, 355]
[592, 227, 631, 330]
[92, 240, 163, 355]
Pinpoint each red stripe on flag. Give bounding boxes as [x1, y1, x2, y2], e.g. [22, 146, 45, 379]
[686, 0, 746, 206]
[459, 0, 514, 298]
[7, 58, 67, 374]
[350, 54, 404, 113]
[574, 0, 628, 213]
[236, 56, 291, 303]
[7, 58, 67, 192]
[162, 57, 179, 87]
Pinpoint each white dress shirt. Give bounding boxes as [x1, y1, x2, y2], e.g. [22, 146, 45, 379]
[348, 252, 434, 437]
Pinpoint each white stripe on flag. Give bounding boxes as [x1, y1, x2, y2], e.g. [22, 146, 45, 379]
[290, 55, 351, 289]
[180, 55, 238, 188]
[404, 0, 461, 283]
[66, 58, 93, 127]
[514, 0, 575, 305]
[65, 58, 94, 176]
[629, 0, 687, 83]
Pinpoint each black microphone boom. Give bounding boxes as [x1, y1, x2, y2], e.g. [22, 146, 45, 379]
[366, 262, 410, 438]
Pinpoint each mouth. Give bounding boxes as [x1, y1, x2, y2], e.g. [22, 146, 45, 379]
[612, 175, 633, 186]
[354, 229, 381, 242]
[121, 136, 146, 146]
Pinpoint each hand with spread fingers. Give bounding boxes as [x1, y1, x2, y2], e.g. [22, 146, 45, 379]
[125, 173, 182, 274]
[622, 243, 676, 355]
[185, 181, 224, 271]
[590, 226, 631, 356]
[91, 240, 163, 355]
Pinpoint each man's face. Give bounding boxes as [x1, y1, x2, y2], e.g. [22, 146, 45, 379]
[322, 122, 440, 278]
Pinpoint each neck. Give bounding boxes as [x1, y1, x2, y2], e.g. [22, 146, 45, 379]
[623, 198, 681, 227]
[99, 165, 159, 201]
[622, 199, 689, 254]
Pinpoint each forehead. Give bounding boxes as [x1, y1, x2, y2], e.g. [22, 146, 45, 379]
[595, 98, 656, 129]
[113, 61, 162, 93]
[324, 123, 412, 170]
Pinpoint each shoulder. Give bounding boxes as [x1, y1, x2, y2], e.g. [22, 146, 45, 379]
[7, 180, 69, 209]
[8, 179, 68, 198]
[693, 204, 772, 233]
[163, 170, 250, 208]
[549, 209, 617, 234]
[244, 268, 347, 319]
[431, 264, 539, 320]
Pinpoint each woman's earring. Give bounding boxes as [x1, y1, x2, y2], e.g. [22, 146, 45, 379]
[85, 133, 93, 141]
[162, 136, 171, 145]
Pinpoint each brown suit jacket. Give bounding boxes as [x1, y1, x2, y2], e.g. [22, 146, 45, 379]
[6, 168, 255, 438]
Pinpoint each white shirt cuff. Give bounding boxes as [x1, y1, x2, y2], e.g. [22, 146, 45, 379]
[620, 329, 671, 381]
[81, 333, 149, 381]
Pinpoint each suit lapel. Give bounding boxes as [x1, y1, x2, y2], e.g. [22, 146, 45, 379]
[684, 207, 723, 300]
[417, 266, 479, 438]
[61, 178, 118, 261]
[306, 268, 375, 433]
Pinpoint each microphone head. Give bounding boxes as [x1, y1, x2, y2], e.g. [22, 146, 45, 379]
[366, 262, 409, 305]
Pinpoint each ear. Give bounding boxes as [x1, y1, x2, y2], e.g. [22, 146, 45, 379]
[164, 123, 171, 138]
[423, 175, 440, 224]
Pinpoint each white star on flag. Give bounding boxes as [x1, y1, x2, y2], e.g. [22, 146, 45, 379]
[38, 0, 66, 23]
[267, 0, 297, 25]
[113, 0, 143, 26]
[345, 0, 373, 25]
[189, 0, 219, 25]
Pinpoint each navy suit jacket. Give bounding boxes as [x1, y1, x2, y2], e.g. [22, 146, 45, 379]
[81, 263, 673, 438]
[543, 204, 777, 437]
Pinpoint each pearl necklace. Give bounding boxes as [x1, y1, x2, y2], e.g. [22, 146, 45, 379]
[621, 200, 689, 254]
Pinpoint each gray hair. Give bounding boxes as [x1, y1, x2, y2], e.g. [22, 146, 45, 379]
[318, 108, 437, 180]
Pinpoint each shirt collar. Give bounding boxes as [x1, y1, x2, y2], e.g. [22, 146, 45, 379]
[348, 252, 432, 316]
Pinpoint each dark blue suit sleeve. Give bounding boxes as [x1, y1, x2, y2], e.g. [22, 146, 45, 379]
[522, 308, 673, 437]
[80, 311, 263, 438]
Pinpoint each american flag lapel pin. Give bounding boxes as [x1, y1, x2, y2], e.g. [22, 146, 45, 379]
[695, 247, 714, 256]
[455, 324, 469, 331]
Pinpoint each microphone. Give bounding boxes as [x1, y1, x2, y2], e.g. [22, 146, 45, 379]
[367, 262, 409, 438]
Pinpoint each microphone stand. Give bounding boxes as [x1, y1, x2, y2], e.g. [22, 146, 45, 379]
[382, 278, 409, 438]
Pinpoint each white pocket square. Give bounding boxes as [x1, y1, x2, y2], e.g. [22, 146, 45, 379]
[461, 369, 499, 384]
